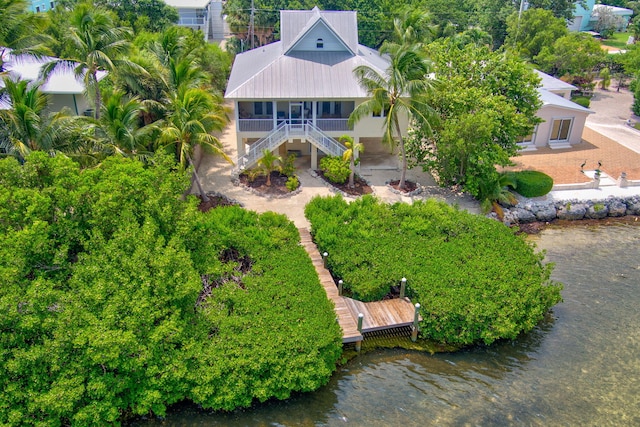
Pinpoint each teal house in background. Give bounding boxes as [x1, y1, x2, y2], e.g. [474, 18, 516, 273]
[29, 0, 55, 12]
[567, 0, 633, 32]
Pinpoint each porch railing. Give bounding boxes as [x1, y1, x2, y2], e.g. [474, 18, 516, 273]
[315, 118, 351, 132]
[238, 119, 274, 132]
[238, 118, 351, 132]
[178, 17, 207, 26]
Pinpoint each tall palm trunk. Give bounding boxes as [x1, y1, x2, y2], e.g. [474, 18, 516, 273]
[187, 152, 209, 203]
[349, 156, 356, 188]
[92, 71, 102, 120]
[395, 117, 408, 190]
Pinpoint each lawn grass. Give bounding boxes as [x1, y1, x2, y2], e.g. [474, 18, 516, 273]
[601, 31, 632, 50]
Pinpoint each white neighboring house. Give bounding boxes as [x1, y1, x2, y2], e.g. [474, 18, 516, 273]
[518, 70, 593, 151]
[163, 0, 225, 41]
[0, 49, 106, 115]
[225, 7, 406, 171]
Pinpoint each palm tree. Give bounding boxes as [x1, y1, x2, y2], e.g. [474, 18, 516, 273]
[477, 172, 518, 218]
[0, 0, 51, 68]
[340, 135, 364, 188]
[348, 16, 437, 190]
[0, 77, 73, 159]
[40, 3, 141, 119]
[257, 149, 282, 187]
[159, 87, 230, 202]
[97, 91, 154, 160]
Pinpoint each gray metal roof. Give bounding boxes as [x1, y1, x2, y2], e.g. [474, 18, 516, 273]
[225, 9, 388, 100]
[539, 89, 593, 114]
[280, 7, 358, 57]
[535, 70, 577, 92]
[225, 44, 388, 99]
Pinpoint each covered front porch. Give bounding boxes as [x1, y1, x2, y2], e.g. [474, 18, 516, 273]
[236, 100, 355, 133]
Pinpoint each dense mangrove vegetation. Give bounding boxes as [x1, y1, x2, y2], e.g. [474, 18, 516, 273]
[0, 154, 342, 425]
[305, 195, 563, 346]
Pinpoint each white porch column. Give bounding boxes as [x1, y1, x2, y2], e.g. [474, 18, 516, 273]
[311, 145, 318, 170]
[312, 100, 316, 125]
[272, 101, 277, 129]
[235, 102, 245, 158]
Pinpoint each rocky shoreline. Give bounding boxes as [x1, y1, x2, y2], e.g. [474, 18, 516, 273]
[497, 195, 640, 231]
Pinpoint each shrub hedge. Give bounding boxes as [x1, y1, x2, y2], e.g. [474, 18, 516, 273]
[512, 170, 554, 197]
[572, 96, 590, 108]
[319, 156, 350, 184]
[305, 195, 562, 346]
[0, 153, 342, 425]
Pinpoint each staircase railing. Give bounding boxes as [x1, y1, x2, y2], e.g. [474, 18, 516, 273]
[236, 121, 289, 171]
[235, 121, 348, 172]
[305, 122, 347, 157]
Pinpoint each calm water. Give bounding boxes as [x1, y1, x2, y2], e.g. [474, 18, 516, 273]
[134, 224, 640, 426]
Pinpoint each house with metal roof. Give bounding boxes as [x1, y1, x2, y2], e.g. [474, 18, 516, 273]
[163, 0, 225, 41]
[225, 7, 406, 171]
[0, 48, 106, 115]
[518, 70, 593, 151]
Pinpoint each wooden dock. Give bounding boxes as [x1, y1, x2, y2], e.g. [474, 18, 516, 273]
[299, 228, 419, 344]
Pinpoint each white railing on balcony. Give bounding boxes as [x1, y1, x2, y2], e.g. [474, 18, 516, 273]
[315, 118, 351, 132]
[238, 119, 274, 132]
[178, 17, 206, 26]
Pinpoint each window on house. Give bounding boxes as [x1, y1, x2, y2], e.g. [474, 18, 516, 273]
[50, 1, 54, 8]
[550, 119, 572, 142]
[518, 126, 537, 143]
[334, 102, 342, 116]
[372, 106, 389, 117]
[317, 38, 324, 49]
[266, 102, 273, 115]
[254, 102, 263, 115]
[36, 6, 40, 12]
[322, 102, 331, 115]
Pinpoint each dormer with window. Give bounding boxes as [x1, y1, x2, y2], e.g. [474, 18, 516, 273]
[281, 7, 357, 55]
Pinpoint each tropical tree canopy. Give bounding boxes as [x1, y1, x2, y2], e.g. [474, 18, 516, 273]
[0, 77, 75, 159]
[40, 2, 139, 119]
[407, 39, 541, 197]
[349, 13, 438, 190]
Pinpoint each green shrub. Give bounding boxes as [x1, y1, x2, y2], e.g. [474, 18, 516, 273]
[319, 156, 350, 184]
[281, 154, 297, 177]
[572, 96, 590, 108]
[305, 195, 562, 346]
[512, 170, 554, 197]
[285, 175, 300, 192]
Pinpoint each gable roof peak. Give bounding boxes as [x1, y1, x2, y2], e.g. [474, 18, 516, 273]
[280, 8, 358, 54]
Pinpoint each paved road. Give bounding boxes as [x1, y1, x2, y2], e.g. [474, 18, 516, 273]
[585, 87, 640, 154]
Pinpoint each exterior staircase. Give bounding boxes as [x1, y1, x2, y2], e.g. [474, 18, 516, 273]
[235, 121, 347, 172]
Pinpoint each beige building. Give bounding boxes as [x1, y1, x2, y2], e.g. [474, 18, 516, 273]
[518, 70, 593, 151]
[224, 7, 406, 171]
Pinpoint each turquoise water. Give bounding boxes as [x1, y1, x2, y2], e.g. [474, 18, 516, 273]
[132, 224, 640, 426]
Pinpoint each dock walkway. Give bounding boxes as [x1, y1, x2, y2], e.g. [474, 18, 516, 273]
[299, 228, 419, 344]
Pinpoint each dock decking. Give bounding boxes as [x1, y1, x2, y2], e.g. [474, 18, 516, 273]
[299, 228, 419, 344]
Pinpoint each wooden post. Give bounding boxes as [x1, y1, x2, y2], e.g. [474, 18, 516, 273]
[322, 252, 328, 268]
[338, 280, 343, 296]
[400, 277, 407, 299]
[355, 313, 364, 352]
[411, 303, 420, 342]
